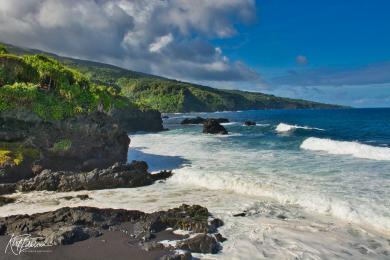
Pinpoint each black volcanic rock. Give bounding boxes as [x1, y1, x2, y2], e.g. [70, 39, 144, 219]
[181, 117, 206, 124]
[14, 161, 172, 193]
[181, 117, 229, 125]
[244, 121, 256, 126]
[203, 119, 228, 135]
[177, 234, 220, 254]
[0, 111, 130, 183]
[0, 204, 224, 255]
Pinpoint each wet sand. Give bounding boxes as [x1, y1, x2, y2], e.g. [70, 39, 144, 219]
[0, 230, 185, 260]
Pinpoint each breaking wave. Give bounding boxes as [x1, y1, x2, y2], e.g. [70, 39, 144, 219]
[276, 123, 324, 133]
[301, 137, 390, 161]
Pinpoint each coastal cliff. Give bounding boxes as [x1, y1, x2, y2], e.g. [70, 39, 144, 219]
[0, 50, 162, 183]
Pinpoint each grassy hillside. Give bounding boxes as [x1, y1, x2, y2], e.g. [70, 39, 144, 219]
[2, 42, 341, 113]
[0, 45, 137, 121]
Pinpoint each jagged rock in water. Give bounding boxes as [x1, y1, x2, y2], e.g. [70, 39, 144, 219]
[244, 121, 256, 126]
[177, 234, 220, 254]
[203, 119, 228, 135]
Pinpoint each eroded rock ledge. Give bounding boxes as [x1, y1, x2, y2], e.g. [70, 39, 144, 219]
[14, 161, 172, 193]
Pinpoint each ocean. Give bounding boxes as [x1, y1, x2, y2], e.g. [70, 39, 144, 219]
[2, 108, 390, 259]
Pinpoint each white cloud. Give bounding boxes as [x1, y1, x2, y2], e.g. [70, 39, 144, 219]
[149, 34, 173, 53]
[0, 0, 261, 83]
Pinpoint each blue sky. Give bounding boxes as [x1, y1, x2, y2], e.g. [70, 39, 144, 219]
[211, 0, 390, 107]
[1, 0, 389, 107]
[218, 0, 390, 70]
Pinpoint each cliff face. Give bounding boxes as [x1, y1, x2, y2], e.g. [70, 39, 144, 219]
[0, 110, 130, 183]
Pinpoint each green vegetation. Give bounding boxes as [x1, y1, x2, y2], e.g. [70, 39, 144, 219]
[0, 48, 138, 120]
[0, 142, 39, 167]
[0, 44, 8, 54]
[1, 42, 341, 113]
[117, 78, 339, 112]
[51, 139, 72, 152]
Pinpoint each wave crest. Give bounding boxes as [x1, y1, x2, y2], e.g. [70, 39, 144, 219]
[276, 123, 324, 133]
[301, 137, 390, 161]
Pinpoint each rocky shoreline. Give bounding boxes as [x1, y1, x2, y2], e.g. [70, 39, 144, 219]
[0, 161, 172, 195]
[0, 204, 225, 260]
[0, 91, 229, 259]
[0, 50, 227, 259]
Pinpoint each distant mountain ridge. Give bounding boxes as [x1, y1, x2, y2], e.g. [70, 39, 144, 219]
[2, 42, 343, 112]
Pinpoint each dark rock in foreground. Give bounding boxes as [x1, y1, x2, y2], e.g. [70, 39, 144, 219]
[181, 117, 229, 125]
[244, 121, 256, 126]
[203, 119, 228, 135]
[15, 161, 172, 193]
[0, 204, 224, 258]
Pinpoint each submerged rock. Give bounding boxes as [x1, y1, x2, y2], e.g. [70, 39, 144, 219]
[244, 121, 256, 126]
[203, 119, 228, 135]
[15, 161, 172, 192]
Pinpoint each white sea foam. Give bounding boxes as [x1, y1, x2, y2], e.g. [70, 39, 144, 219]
[169, 168, 390, 233]
[276, 123, 324, 133]
[2, 129, 389, 259]
[301, 137, 390, 161]
[221, 122, 239, 126]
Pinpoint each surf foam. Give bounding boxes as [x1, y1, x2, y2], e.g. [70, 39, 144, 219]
[301, 137, 390, 161]
[276, 123, 324, 133]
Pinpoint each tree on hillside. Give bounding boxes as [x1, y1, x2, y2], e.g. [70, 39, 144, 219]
[0, 45, 8, 54]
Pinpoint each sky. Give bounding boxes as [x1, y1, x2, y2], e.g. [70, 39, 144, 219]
[0, 0, 389, 107]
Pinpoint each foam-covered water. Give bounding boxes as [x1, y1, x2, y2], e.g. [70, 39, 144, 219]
[301, 137, 390, 161]
[2, 108, 390, 259]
